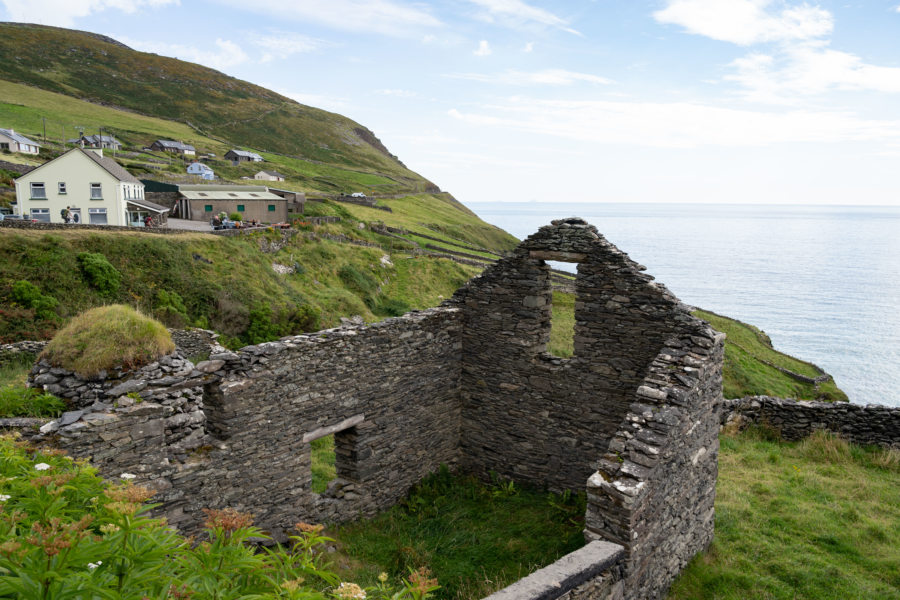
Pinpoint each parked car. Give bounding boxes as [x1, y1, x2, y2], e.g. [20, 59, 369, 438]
[210, 217, 237, 230]
[350, 192, 366, 198]
[3, 215, 32, 221]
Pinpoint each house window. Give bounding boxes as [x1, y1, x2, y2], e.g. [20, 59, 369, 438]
[268, 205, 276, 212]
[0, 143, 9, 151]
[237, 205, 245, 212]
[204, 205, 213, 212]
[58, 182, 67, 194]
[30, 208, 50, 222]
[90, 183, 102, 199]
[30, 183, 47, 199]
[88, 208, 108, 224]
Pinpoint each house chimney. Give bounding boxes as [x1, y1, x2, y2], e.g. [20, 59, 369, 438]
[88, 148, 104, 158]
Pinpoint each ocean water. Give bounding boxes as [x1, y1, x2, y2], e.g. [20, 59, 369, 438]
[467, 202, 900, 407]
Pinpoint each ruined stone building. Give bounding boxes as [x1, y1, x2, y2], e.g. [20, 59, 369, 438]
[27, 219, 725, 600]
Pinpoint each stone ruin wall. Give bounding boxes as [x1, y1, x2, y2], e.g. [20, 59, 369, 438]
[31, 308, 462, 536]
[17, 218, 729, 600]
[721, 396, 900, 448]
[450, 220, 724, 599]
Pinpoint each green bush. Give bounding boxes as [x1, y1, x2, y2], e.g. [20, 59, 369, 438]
[0, 385, 65, 417]
[76, 252, 121, 297]
[229, 212, 242, 222]
[10, 280, 58, 320]
[154, 289, 189, 327]
[377, 298, 410, 317]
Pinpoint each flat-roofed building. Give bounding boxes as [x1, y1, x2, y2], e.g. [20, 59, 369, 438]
[175, 184, 288, 222]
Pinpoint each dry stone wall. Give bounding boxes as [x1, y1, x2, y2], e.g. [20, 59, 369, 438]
[722, 396, 900, 447]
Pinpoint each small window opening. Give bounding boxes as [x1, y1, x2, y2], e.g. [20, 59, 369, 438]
[549, 290, 575, 358]
[310, 434, 336, 493]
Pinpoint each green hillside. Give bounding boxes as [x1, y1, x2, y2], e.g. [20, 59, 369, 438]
[0, 22, 434, 195]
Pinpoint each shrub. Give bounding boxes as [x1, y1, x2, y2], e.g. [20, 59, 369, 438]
[76, 252, 122, 297]
[377, 298, 410, 317]
[0, 435, 437, 599]
[41, 305, 174, 376]
[154, 289, 189, 327]
[0, 385, 65, 417]
[229, 212, 242, 222]
[10, 280, 58, 320]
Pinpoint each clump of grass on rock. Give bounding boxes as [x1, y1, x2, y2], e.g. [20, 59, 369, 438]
[41, 305, 175, 377]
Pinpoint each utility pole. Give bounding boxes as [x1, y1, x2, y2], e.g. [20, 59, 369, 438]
[42, 117, 46, 141]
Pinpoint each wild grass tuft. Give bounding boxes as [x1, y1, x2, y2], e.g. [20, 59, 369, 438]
[41, 305, 174, 376]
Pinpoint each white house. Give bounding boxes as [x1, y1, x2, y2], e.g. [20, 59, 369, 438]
[67, 134, 123, 151]
[14, 148, 168, 226]
[187, 161, 215, 180]
[0, 128, 41, 155]
[253, 170, 285, 182]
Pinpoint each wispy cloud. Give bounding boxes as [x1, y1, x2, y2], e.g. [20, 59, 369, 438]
[279, 90, 352, 113]
[728, 44, 900, 103]
[653, 0, 832, 46]
[473, 40, 492, 56]
[466, 0, 580, 35]
[251, 31, 331, 63]
[447, 69, 612, 86]
[1, 0, 178, 27]
[210, 0, 440, 37]
[522, 41, 534, 53]
[123, 37, 248, 71]
[448, 97, 900, 148]
[655, 0, 900, 103]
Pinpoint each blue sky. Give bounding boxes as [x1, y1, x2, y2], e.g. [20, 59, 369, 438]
[3, 0, 900, 205]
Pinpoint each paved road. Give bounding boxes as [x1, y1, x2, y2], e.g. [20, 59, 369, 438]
[167, 218, 212, 232]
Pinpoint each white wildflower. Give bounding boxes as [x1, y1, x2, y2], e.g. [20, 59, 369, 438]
[0, 495, 10, 502]
[34, 463, 51, 471]
[120, 473, 136, 480]
[334, 582, 366, 599]
[87, 560, 102, 570]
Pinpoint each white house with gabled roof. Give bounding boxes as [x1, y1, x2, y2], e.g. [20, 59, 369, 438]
[14, 148, 168, 226]
[0, 128, 41, 154]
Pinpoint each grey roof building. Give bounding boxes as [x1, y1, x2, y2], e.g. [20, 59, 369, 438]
[0, 128, 41, 154]
[225, 149, 264, 162]
[151, 139, 196, 154]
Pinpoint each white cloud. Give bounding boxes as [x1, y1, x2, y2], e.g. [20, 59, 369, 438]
[124, 37, 249, 71]
[466, 0, 580, 35]
[1, 0, 178, 26]
[522, 41, 534, 53]
[653, 0, 832, 45]
[474, 40, 492, 56]
[447, 98, 900, 148]
[251, 32, 329, 63]
[209, 0, 440, 38]
[448, 69, 612, 86]
[728, 44, 900, 102]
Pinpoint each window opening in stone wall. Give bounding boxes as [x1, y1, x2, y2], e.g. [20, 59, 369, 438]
[303, 414, 364, 496]
[546, 260, 577, 359]
[549, 290, 575, 358]
[310, 434, 336, 493]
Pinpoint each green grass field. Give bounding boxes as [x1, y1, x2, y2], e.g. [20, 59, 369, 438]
[669, 428, 900, 599]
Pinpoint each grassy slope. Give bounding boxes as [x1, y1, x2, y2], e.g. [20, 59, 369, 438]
[0, 79, 417, 196]
[0, 23, 433, 195]
[670, 429, 900, 600]
[0, 225, 480, 345]
[695, 309, 847, 401]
